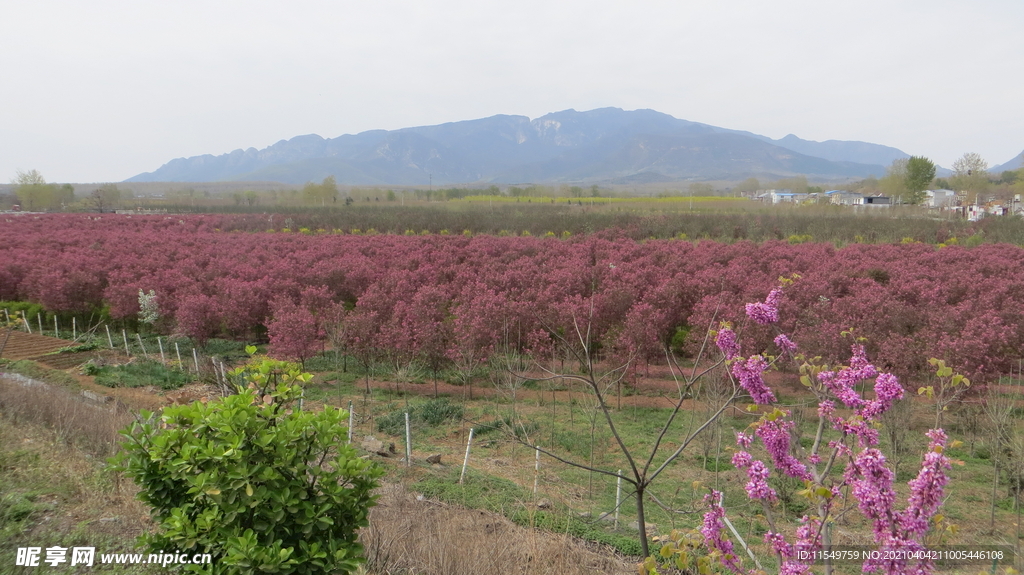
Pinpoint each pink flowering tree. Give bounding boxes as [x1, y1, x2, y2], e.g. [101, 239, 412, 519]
[651, 285, 957, 575]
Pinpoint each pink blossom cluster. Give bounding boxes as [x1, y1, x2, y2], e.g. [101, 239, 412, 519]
[744, 287, 782, 325]
[773, 333, 797, 353]
[700, 490, 742, 572]
[708, 294, 952, 575]
[755, 417, 810, 480]
[729, 355, 777, 405]
[715, 326, 741, 359]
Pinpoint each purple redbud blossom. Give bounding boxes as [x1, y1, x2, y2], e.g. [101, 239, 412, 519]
[715, 326, 741, 359]
[745, 288, 783, 325]
[745, 460, 778, 502]
[764, 531, 791, 558]
[736, 431, 753, 448]
[846, 448, 898, 540]
[730, 354, 777, 405]
[817, 400, 835, 418]
[774, 333, 797, 352]
[899, 429, 951, 538]
[731, 450, 752, 469]
[756, 417, 810, 480]
[778, 516, 820, 575]
[701, 490, 742, 572]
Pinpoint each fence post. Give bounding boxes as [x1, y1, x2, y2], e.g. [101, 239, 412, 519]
[347, 401, 354, 445]
[136, 333, 148, 359]
[460, 428, 475, 484]
[615, 470, 622, 530]
[534, 446, 541, 495]
[404, 412, 412, 467]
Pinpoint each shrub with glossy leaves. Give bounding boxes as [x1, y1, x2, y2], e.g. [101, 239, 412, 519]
[112, 356, 383, 574]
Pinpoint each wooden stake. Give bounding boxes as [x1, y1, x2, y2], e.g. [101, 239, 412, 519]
[55, 316, 59, 338]
[72, 317, 76, 340]
[122, 329, 130, 356]
[38, 314, 43, 335]
[22, 311, 31, 334]
[136, 333, 148, 358]
[405, 412, 412, 467]
[192, 348, 200, 373]
[175, 342, 183, 370]
[615, 470, 622, 530]
[158, 337, 166, 364]
[533, 446, 541, 495]
[460, 428, 475, 484]
[347, 401, 354, 444]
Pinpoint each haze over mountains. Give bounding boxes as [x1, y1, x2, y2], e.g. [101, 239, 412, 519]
[127, 108, 926, 185]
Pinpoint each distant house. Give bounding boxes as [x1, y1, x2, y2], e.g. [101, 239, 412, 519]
[855, 196, 891, 207]
[924, 189, 956, 209]
[768, 189, 811, 204]
[825, 190, 863, 206]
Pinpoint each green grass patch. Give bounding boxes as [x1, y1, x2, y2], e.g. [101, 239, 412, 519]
[376, 398, 465, 435]
[414, 466, 644, 556]
[4, 360, 79, 388]
[92, 359, 192, 390]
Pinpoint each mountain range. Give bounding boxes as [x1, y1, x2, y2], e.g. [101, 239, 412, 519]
[127, 108, 968, 185]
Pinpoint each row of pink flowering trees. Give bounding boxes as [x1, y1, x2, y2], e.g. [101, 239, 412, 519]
[3, 215, 1024, 383]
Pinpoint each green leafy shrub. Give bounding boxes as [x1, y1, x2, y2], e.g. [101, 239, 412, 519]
[112, 358, 383, 574]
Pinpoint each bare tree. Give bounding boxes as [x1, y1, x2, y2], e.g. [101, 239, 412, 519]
[506, 303, 733, 557]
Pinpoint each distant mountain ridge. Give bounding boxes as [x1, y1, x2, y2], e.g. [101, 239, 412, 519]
[126, 108, 923, 185]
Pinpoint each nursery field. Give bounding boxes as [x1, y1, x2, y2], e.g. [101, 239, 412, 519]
[4, 209, 1024, 574]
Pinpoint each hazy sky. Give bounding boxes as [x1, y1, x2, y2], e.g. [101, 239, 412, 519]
[3, 0, 1022, 183]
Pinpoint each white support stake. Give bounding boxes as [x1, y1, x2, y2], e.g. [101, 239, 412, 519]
[458, 427, 473, 480]
[210, 357, 220, 383]
[192, 348, 200, 373]
[55, 316, 59, 338]
[158, 337, 165, 364]
[615, 470, 622, 530]
[72, 317, 76, 340]
[533, 447, 541, 495]
[105, 325, 113, 348]
[175, 342, 183, 370]
[22, 311, 31, 333]
[122, 329, 130, 356]
[298, 387, 305, 411]
[38, 314, 43, 335]
[404, 412, 412, 467]
[2, 309, 8, 324]
[722, 514, 764, 571]
[347, 402, 354, 444]
[136, 333, 148, 358]
[460, 428, 475, 484]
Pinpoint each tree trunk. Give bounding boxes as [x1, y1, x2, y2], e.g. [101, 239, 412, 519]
[635, 484, 649, 557]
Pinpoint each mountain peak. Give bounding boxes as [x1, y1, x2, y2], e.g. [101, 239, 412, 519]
[126, 108, 912, 185]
